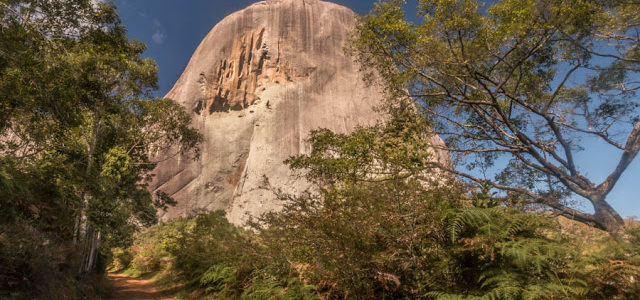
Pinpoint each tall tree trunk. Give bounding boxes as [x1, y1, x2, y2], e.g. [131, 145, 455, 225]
[85, 230, 100, 273]
[72, 209, 81, 244]
[78, 117, 100, 274]
[79, 228, 101, 273]
[593, 200, 624, 233]
[79, 226, 93, 274]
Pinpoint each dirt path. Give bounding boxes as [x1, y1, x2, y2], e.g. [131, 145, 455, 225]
[108, 273, 178, 300]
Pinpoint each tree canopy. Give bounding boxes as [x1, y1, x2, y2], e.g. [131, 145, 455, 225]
[0, 0, 201, 295]
[352, 0, 640, 232]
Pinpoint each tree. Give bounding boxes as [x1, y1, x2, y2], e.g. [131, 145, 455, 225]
[0, 0, 201, 283]
[352, 0, 640, 232]
[252, 114, 611, 299]
[254, 115, 458, 298]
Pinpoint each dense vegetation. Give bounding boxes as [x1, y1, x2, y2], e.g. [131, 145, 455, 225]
[0, 0, 200, 298]
[117, 109, 640, 299]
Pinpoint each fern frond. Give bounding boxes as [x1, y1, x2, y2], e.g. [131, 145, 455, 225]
[447, 207, 498, 241]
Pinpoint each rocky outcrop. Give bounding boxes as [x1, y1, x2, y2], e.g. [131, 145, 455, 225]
[151, 0, 449, 225]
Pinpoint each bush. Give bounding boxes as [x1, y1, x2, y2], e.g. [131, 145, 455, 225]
[429, 206, 589, 299]
[0, 223, 108, 299]
[121, 210, 319, 299]
[110, 248, 133, 272]
[582, 224, 640, 299]
[122, 199, 639, 299]
[200, 265, 237, 294]
[240, 274, 318, 300]
[121, 115, 640, 299]
[254, 118, 640, 299]
[115, 223, 171, 276]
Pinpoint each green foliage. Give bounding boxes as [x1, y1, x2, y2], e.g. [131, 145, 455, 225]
[580, 225, 640, 299]
[260, 113, 639, 299]
[163, 211, 253, 284]
[257, 115, 594, 299]
[286, 103, 434, 185]
[240, 274, 318, 300]
[200, 265, 237, 294]
[0, 0, 201, 296]
[121, 109, 638, 299]
[351, 0, 640, 232]
[0, 223, 108, 299]
[433, 206, 589, 299]
[120, 211, 319, 299]
[262, 114, 460, 298]
[110, 247, 133, 272]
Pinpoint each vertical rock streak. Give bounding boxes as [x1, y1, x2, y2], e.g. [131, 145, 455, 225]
[151, 0, 448, 225]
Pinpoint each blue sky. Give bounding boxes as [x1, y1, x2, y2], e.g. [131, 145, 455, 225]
[110, 0, 379, 98]
[110, 0, 639, 218]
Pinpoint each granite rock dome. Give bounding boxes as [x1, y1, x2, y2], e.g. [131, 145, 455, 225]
[151, 0, 448, 225]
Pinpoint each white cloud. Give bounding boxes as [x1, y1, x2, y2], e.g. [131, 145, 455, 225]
[151, 19, 166, 44]
[152, 30, 166, 44]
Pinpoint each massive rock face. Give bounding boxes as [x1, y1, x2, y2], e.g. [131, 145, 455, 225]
[151, 0, 447, 225]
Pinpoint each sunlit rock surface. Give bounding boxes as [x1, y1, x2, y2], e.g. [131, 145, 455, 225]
[151, 0, 448, 225]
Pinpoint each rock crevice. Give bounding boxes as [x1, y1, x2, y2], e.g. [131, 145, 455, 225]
[193, 26, 305, 115]
[151, 0, 449, 225]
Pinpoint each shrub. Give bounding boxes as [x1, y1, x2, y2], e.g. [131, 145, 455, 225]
[0, 223, 107, 299]
[255, 118, 636, 299]
[110, 247, 133, 272]
[241, 274, 318, 300]
[118, 223, 171, 275]
[121, 114, 640, 299]
[582, 224, 640, 299]
[122, 210, 320, 299]
[200, 265, 237, 294]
